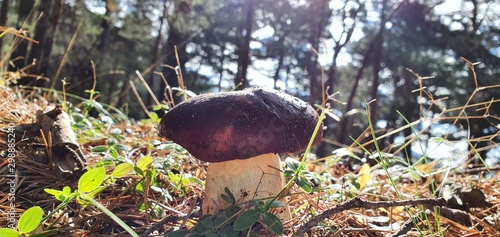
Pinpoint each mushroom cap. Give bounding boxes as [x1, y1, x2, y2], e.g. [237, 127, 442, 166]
[159, 87, 322, 162]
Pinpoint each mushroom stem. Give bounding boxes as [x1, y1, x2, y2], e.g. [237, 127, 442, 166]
[202, 153, 291, 221]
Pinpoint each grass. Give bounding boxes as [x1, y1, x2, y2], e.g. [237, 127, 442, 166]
[1, 70, 499, 237]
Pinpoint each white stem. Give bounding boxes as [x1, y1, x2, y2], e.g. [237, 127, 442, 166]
[202, 153, 290, 221]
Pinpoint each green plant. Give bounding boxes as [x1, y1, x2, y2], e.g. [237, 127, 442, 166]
[91, 128, 131, 164]
[44, 167, 139, 237]
[167, 188, 284, 237]
[356, 107, 443, 236]
[283, 158, 314, 193]
[133, 153, 204, 218]
[142, 104, 170, 124]
[0, 206, 48, 237]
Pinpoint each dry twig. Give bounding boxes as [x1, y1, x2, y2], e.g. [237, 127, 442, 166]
[292, 197, 447, 237]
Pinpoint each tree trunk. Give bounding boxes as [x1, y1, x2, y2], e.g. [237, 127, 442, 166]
[307, 0, 329, 103]
[369, 0, 388, 127]
[0, 0, 10, 54]
[98, 0, 116, 54]
[162, 26, 188, 104]
[147, 0, 168, 107]
[27, 0, 64, 86]
[98, 0, 117, 102]
[273, 48, 285, 90]
[337, 0, 388, 145]
[235, 0, 254, 89]
[217, 44, 227, 92]
[337, 43, 373, 144]
[8, 0, 35, 73]
[326, 0, 359, 99]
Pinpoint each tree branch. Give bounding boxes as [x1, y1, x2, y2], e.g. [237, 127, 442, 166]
[292, 197, 446, 237]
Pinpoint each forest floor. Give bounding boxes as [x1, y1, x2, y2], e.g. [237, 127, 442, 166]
[0, 84, 499, 237]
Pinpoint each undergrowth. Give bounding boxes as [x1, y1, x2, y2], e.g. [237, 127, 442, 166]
[0, 25, 499, 237]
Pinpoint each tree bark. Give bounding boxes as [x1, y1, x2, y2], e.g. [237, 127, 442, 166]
[0, 0, 9, 53]
[337, 42, 373, 144]
[27, 0, 64, 86]
[235, 0, 254, 89]
[217, 44, 226, 92]
[161, 15, 189, 104]
[326, 0, 359, 98]
[369, 0, 388, 126]
[8, 0, 34, 72]
[147, 0, 168, 107]
[337, 0, 388, 145]
[273, 47, 285, 90]
[306, 0, 329, 103]
[98, 0, 117, 54]
[317, 0, 360, 156]
[98, 0, 117, 101]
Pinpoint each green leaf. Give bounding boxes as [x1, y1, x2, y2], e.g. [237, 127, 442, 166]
[109, 128, 122, 135]
[101, 158, 115, 166]
[285, 158, 300, 170]
[283, 169, 295, 177]
[220, 194, 232, 204]
[84, 99, 103, 109]
[266, 199, 285, 209]
[262, 212, 284, 235]
[200, 218, 214, 229]
[44, 189, 65, 202]
[0, 228, 19, 237]
[254, 201, 267, 212]
[297, 176, 313, 193]
[224, 205, 241, 219]
[233, 210, 260, 231]
[136, 156, 153, 171]
[187, 176, 204, 186]
[136, 201, 146, 211]
[107, 137, 118, 146]
[192, 218, 212, 235]
[111, 163, 134, 178]
[430, 137, 445, 142]
[147, 111, 160, 122]
[223, 226, 240, 237]
[114, 144, 131, 151]
[135, 181, 144, 192]
[133, 166, 144, 176]
[76, 195, 90, 206]
[152, 104, 170, 111]
[91, 145, 109, 153]
[71, 113, 85, 122]
[109, 148, 119, 158]
[62, 186, 72, 196]
[166, 229, 191, 237]
[78, 167, 106, 193]
[147, 169, 157, 182]
[213, 216, 227, 227]
[84, 186, 107, 199]
[220, 187, 235, 204]
[171, 87, 197, 98]
[18, 206, 43, 234]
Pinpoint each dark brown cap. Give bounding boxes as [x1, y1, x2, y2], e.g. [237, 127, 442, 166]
[159, 87, 322, 162]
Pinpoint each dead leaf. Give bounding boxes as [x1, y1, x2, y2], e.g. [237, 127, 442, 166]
[357, 163, 371, 190]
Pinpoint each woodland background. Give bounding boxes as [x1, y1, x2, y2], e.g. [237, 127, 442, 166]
[1, 0, 499, 161]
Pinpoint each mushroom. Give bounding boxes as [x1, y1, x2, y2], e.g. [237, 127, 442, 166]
[158, 87, 322, 220]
